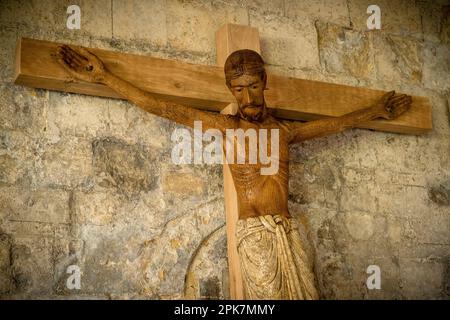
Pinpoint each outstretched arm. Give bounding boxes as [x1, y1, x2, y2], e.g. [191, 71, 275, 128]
[288, 91, 412, 144]
[56, 45, 233, 132]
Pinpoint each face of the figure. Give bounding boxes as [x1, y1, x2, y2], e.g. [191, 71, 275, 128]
[229, 74, 266, 122]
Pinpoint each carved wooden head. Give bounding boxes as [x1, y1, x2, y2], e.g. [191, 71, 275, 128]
[224, 50, 267, 122]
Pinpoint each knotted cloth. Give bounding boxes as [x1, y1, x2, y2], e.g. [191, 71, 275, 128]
[236, 214, 319, 300]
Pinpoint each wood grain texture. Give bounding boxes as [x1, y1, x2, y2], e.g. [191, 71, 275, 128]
[216, 23, 261, 300]
[14, 37, 432, 134]
[216, 24, 261, 67]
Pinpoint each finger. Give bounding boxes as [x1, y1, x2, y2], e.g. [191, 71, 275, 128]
[61, 45, 87, 65]
[383, 90, 396, 102]
[393, 105, 409, 117]
[62, 51, 84, 71]
[388, 94, 409, 107]
[61, 45, 86, 65]
[61, 51, 82, 69]
[390, 101, 411, 115]
[393, 95, 412, 106]
[63, 56, 77, 70]
[388, 95, 408, 105]
[61, 46, 84, 65]
[56, 56, 70, 69]
[76, 46, 98, 61]
[57, 56, 76, 76]
[57, 46, 68, 60]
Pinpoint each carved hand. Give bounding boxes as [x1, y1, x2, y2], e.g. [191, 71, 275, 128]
[56, 45, 107, 83]
[375, 91, 412, 120]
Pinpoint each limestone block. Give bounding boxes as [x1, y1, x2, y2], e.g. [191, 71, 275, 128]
[0, 221, 55, 239]
[113, 0, 167, 46]
[166, 0, 248, 54]
[386, 217, 402, 244]
[0, 130, 35, 185]
[340, 182, 379, 213]
[92, 137, 160, 198]
[285, 0, 350, 26]
[441, 6, 450, 44]
[399, 259, 445, 299]
[46, 92, 111, 140]
[363, 258, 402, 299]
[0, 233, 12, 294]
[0, 186, 70, 224]
[342, 167, 373, 185]
[0, 25, 17, 83]
[38, 136, 93, 189]
[408, 214, 450, 245]
[107, 100, 171, 150]
[10, 236, 54, 295]
[417, 2, 449, 43]
[142, 211, 202, 296]
[246, 0, 285, 16]
[344, 211, 375, 240]
[0, 84, 48, 135]
[428, 181, 450, 206]
[422, 43, 450, 92]
[76, 224, 146, 295]
[376, 185, 431, 218]
[0, 0, 112, 38]
[74, 191, 123, 226]
[249, 9, 320, 69]
[163, 172, 205, 197]
[348, 0, 422, 39]
[399, 242, 450, 261]
[316, 22, 375, 79]
[373, 168, 427, 188]
[373, 34, 423, 86]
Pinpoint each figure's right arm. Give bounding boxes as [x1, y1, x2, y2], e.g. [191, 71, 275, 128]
[56, 45, 233, 131]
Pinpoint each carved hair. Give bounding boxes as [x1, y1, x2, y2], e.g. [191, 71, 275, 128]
[224, 49, 267, 88]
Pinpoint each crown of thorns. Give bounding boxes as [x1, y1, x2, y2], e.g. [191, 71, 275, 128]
[224, 49, 266, 83]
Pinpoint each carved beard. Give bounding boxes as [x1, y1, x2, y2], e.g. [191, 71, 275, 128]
[239, 103, 267, 122]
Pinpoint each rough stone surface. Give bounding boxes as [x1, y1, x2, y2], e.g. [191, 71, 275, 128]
[113, 0, 167, 46]
[422, 43, 450, 93]
[373, 34, 423, 86]
[249, 9, 320, 70]
[348, 0, 423, 39]
[285, 0, 350, 27]
[316, 22, 375, 80]
[0, 0, 449, 300]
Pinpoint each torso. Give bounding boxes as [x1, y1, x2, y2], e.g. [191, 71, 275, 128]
[223, 115, 292, 220]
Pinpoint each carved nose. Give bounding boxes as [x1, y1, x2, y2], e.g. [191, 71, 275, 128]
[242, 88, 252, 105]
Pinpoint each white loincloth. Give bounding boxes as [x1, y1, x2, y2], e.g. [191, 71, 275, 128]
[236, 214, 319, 300]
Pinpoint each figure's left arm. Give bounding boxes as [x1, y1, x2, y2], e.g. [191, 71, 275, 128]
[288, 91, 412, 144]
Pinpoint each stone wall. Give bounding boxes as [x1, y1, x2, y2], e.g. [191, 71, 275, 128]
[0, 0, 449, 299]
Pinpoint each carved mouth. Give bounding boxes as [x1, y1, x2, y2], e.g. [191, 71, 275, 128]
[242, 105, 261, 110]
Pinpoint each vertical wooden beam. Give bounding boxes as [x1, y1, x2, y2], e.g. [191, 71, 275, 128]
[216, 23, 261, 300]
[216, 24, 261, 66]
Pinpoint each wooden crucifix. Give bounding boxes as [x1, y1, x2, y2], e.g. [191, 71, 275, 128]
[14, 24, 432, 300]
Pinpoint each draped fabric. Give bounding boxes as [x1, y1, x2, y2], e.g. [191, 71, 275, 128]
[236, 215, 319, 300]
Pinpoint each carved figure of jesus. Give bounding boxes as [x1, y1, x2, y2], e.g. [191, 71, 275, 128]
[56, 45, 411, 299]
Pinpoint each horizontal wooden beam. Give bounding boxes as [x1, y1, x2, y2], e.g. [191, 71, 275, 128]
[14, 37, 432, 134]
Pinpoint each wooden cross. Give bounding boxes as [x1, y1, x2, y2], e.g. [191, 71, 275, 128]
[14, 24, 432, 299]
